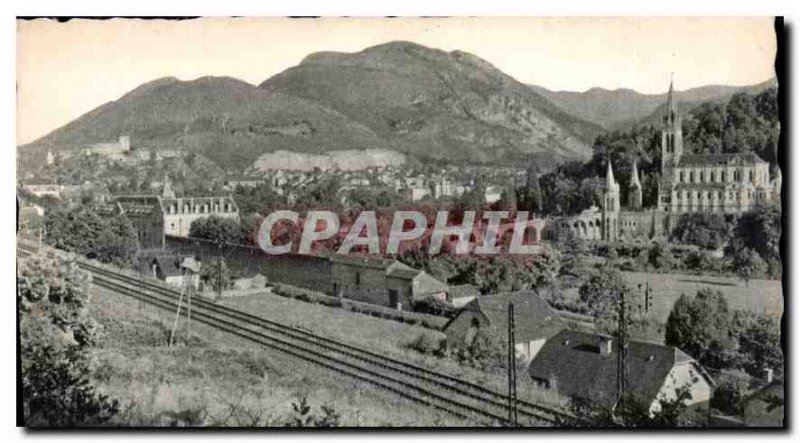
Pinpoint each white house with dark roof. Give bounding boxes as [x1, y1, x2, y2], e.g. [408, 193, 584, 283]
[528, 329, 714, 415]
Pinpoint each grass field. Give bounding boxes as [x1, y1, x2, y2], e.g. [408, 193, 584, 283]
[621, 271, 784, 324]
[88, 286, 471, 426]
[219, 291, 567, 409]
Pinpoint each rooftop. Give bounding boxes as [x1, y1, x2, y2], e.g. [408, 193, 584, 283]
[528, 329, 712, 407]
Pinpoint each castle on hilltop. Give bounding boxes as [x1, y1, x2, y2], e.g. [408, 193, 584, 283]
[543, 79, 781, 244]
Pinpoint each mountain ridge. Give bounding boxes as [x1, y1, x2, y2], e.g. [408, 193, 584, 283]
[528, 77, 778, 130]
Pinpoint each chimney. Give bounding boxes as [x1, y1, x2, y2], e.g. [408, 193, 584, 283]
[763, 368, 774, 383]
[600, 338, 613, 356]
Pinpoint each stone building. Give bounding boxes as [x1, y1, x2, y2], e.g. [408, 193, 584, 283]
[329, 255, 448, 309]
[113, 196, 166, 249]
[543, 79, 779, 243]
[657, 79, 779, 215]
[158, 176, 239, 237]
[108, 177, 239, 248]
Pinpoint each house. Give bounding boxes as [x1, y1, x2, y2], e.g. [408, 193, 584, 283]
[484, 186, 503, 204]
[150, 255, 200, 289]
[446, 284, 481, 308]
[111, 177, 239, 244]
[329, 255, 447, 309]
[528, 329, 715, 415]
[22, 183, 62, 199]
[739, 379, 784, 427]
[442, 291, 565, 363]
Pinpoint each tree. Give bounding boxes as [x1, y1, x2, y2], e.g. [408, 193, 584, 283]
[648, 242, 677, 270]
[44, 206, 138, 265]
[189, 215, 244, 245]
[200, 257, 231, 293]
[664, 289, 736, 370]
[728, 205, 782, 278]
[517, 163, 543, 213]
[736, 313, 783, 377]
[578, 265, 629, 319]
[670, 213, 731, 250]
[561, 387, 694, 428]
[730, 247, 767, 287]
[498, 186, 518, 212]
[19, 256, 119, 426]
[559, 234, 588, 278]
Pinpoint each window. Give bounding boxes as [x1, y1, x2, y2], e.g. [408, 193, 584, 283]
[710, 171, 716, 183]
[689, 171, 694, 182]
[355, 271, 361, 287]
[679, 171, 684, 183]
[700, 171, 705, 183]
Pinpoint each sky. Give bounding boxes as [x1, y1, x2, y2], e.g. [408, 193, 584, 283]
[17, 17, 777, 145]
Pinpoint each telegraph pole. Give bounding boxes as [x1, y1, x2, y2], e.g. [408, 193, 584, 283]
[507, 303, 518, 427]
[186, 268, 192, 337]
[616, 291, 628, 413]
[169, 279, 187, 348]
[217, 238, 223, 300]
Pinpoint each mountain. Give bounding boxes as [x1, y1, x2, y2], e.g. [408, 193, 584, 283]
[22, 41, 605, 170]
[21, 76, 396, 171]
[528, 77, 778, 130]
[259, 41, 604, 165]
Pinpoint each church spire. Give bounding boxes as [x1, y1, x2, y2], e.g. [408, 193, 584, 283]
[162, 173, 176, 199]
[630, 160, 641, 188]
[666, 73, 677, 125]
[606, 160, 616, 187]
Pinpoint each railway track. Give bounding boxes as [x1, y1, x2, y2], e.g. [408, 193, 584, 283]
[18, 242, 572, 426]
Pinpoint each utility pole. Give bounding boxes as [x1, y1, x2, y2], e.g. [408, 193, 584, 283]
[507, 303, 518, 427]
[217, 239, 223, 300]
[169, 278, 187, 348]
[186, 269, 193, 337]
[616, 291, 628, 414]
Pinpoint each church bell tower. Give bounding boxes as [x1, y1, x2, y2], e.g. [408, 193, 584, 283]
[661, 77, 684, 173]
[602, 161, 620, 242]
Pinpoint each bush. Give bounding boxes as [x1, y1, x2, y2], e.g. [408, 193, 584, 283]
[19, 256, 119, 426]
[448, 329, 507, 371]
[407, 333, 443, 355]
[411, 296, 455, 317]
[711, 379, 748, 415]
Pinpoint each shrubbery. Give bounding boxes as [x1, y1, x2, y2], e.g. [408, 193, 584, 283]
[19, 255, 119, 426]
[269, 283, 446, 329]
[665, 288, 783, 377]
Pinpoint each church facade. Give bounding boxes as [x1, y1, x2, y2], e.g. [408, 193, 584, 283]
[543, 80, 780, 244]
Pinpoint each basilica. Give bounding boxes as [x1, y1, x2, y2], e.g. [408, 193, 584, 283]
[543, 80, 781, 244]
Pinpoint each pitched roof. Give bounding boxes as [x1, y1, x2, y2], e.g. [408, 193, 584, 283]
[447, 284, 481, 299]
[528, 329, 710, 408]
[152, 255, 183, 277]
[456, 291, 565, 342]
[677, 153, 767, 167]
